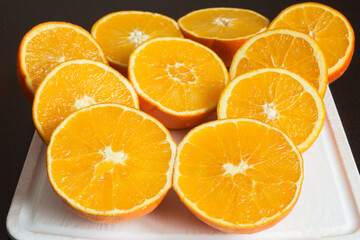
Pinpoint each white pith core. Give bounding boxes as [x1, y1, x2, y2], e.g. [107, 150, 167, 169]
[309, 30, 315, 38]
[74, 95, 96, 110]
[128, 30, 149, 47]
[58, 56, 66, 63]
[213, 17, 232, 27]
[223, 161, 249, 176]
[100, 146, 127, 165]
[262, 102, 278, 120]
[166, 62, 197, 84]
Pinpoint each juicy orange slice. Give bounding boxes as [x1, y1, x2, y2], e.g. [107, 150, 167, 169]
[48, 104, 176, 222]
[218, 68, 326, 152]
[229, 29, 327, 97]
[269, 2, 355, 83]
[173, 119, 303, 233]
[129, 37, 229, 129]
[91, 11, 183, 76]
[178, 7, 269, 66]
[33, 60, 139, 143]
[17, 22, 108, 100]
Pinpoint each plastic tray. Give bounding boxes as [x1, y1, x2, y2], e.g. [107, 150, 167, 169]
[7, 89, 360, 239]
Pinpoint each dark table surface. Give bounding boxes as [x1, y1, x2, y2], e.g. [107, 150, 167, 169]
[0, 0, 359, 239]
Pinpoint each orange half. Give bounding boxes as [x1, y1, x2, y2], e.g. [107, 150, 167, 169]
[17, 22, 108, 100]
[218, 68, 326, 152]
[178, 7, 269, 66]
[91, 11, 183, 75]
[33, 59, 139, 143]
[47, 104, 176, 222]
[269, 2, 355, 83]
[173, 119, 304, 233]
[229, 29, 328, 97]
[129, 37, 229, 129]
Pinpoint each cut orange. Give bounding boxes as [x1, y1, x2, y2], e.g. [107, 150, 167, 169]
[91, 11, 183, 76]
[229, 29, 328, 97]
[269, 2, 355, 83]
[218, 68, 326, 152]
[47, 104, 176, 222]
[17, 22, 108, 100]
[173, 119, 303, 233]
[129, 37, 229, 129]
[33, 60, 139, 144]
[178, 7, 269, 66]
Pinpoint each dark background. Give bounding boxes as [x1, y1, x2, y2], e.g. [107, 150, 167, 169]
[0, 0, 358, 239]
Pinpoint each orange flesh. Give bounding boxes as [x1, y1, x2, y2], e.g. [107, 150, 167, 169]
[92, 12, 182, 66]
[230, 31, 327, 97]
[131, 38, 228, 112]
[176, 120, 303, 227]
[179, 8, 268, 39]
[223, 71, 323, 147]
[48, 105, 173, 212]
[34, 61, 138, 142]
[23, 24, 107, 91]
[269, 3, 354, 76]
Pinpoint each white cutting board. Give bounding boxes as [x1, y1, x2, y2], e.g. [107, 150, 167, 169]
[7, 89, 360, 239]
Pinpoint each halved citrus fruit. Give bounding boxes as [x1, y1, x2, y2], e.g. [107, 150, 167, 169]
[178, 7, 269, 66]
[47, 104, 176, 222]
[229, 29, 328, 97]
[269, 2, 355, 83]
[91, 11, 183, 76]
[33, 59, 139, 143]
[129, 37, 229, 129]
[173, 118, 304, 233]
[218, 68, 325, 152]
[17, 22, 108, 100]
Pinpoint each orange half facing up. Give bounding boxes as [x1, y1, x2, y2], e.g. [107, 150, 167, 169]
[47, 104, 176, 222]
[129, 37, 229, 129]
[178, 7, 269, 66]
[229, 29, 328, 97]
[173, 119, 304, 233]
[17, 22, 108, 100]
[33, 59, 139, 143]
[91, 11, 183, 76]
[218, 68, 326, 152]
[269, 2, 355, 83]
